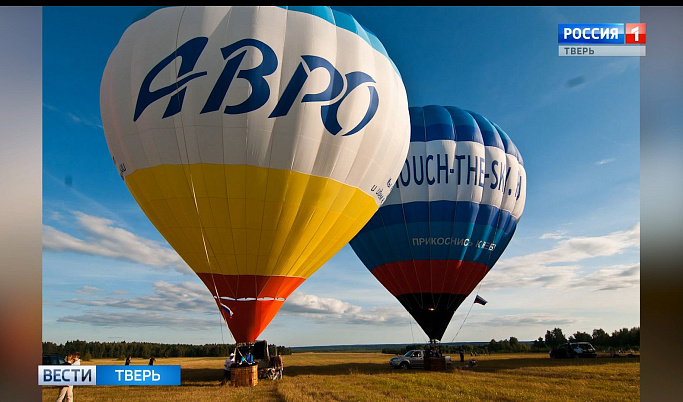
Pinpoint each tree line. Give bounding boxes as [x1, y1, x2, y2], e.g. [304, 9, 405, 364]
[536, 326, 640, 351]
[42, 340, 292, 361]
[381, 326, 640, 355]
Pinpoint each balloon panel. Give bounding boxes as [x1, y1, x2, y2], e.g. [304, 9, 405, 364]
[101, 6, 410, 343]
[350, 105, 526, 341]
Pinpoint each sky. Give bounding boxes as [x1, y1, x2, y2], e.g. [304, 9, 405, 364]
[41, 6, 641, 348]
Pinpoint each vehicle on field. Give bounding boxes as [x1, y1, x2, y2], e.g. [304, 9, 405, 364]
[389, 350, 452, 369]
[42, 355, 68, 365]
[549, 342, 597, 359]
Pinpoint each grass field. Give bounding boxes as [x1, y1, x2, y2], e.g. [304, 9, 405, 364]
[41, 352, 639, 401]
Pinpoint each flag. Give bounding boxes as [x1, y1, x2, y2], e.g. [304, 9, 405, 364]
[219, 302, 233, 318]
[474, 295, 487, 305]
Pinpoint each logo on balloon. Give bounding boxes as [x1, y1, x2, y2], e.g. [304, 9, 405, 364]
[134, 37, 379, 137]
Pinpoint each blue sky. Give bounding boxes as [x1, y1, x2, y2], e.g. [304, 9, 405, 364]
[42, 6, 640, 347]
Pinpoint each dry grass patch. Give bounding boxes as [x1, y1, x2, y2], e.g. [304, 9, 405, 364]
[42, 352, 639, 401]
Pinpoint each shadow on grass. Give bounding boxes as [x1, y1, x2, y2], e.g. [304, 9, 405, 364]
[452, 355, 640, 374]
[179, 362, 399, 383]
[178, 355, 640, 384]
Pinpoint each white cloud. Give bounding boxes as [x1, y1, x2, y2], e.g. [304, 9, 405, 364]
[66, 281, 215, 315]
[571, 263, 640, 291]
[595, 158, 615, 165]
[281, 291, 409, 326]
[57, 311, 217, 331]
[61, 283, 410, 332]
[472, 313, 576, 328]
[484, 223, 640, 290]
[58, 281, 221, 331]
[282, 292, 362, 316]
[540, 230, 567, 240]
[43, 211, 190, 273]
[75, 286, 104, 295]
[44, 103, 103, 129]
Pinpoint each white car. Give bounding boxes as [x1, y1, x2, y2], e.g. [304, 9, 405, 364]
[390, 350, 424, 369]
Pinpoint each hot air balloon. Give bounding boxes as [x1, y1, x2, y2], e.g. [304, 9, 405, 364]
[100, 6, 410, 343]
[349, 105, 526, 342]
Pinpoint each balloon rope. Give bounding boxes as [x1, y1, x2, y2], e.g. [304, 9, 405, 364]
[186, 174, 233, 346]
[408, 315, 415, 345]
[449, 282, 483, 343]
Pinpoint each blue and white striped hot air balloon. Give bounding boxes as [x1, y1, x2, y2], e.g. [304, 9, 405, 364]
[349, 105, 526, 342]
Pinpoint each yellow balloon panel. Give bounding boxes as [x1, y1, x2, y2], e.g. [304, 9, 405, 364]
[126, 163, 377, 281]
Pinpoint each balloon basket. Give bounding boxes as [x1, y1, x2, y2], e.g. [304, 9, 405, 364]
[231, 365, 258, 387]
[424, 357, 447, 371]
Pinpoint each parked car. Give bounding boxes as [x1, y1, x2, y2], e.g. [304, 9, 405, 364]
[549, 342, 597, 359]
[389, 350, 452, 369]
[42, 355, 68, 365]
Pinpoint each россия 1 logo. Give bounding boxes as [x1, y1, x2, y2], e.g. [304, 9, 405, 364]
[558, 23, 625, 44]
[558, 23, 646, 57]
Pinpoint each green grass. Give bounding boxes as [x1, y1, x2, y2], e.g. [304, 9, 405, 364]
[42, 352, 640, 401]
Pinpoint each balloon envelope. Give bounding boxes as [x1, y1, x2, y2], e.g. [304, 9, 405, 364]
[100, 6, 410, 343]
[349, 105, 526, 341]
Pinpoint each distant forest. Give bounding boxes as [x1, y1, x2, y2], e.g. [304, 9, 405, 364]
[43, 326, 639, 360]
[42, 340, 292, 361]
[382, 326, 641, 355]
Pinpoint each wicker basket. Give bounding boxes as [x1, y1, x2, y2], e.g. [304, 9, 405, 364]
[425, 356, 447, 371]
[231, 365, 259, 387]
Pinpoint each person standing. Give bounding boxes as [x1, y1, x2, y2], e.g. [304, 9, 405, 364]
[459, 346, 465, 363]
[271, 351, 283, 380]
[55, 355, 73, 402]
[220, 353, 236, 386]
[149, 356, 156, 365]
[125, 355, 131, 365]
[67, 353, 80, 402]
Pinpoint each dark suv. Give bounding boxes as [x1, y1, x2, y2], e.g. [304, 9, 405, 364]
[549, 342, 597, 359]
[42, 355, 69, 365]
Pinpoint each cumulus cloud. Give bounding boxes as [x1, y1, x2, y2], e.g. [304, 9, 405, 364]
[281, 291, 409, 326]
[62, 282, 410, 331]
[59, 281, 221, 331]
[485, 223, 640, 290]
[571, 263, 640, 291]
[57, 311, 217, 331]
[43, 211, 190, 273]
[472, 313, 576, 328]
[75, 286, 104, 296]
[66, 281, 215, 315]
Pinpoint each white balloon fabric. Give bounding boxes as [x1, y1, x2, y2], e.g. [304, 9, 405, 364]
[100, 6, 410, 343]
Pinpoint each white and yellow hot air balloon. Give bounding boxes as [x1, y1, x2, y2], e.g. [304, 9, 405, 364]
[100, 6, 410, 343]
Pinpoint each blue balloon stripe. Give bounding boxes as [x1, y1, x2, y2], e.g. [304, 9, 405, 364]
[351, 220, 516, 270]
[360, 201, 517, 234]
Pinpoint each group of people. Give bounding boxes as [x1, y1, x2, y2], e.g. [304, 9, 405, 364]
[424, 345, 443, 358]
[220, 348, 255, 386]
[124, 355, 156, 365]
[55, 352, 80, 402]
[220, 348, 284, 386]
